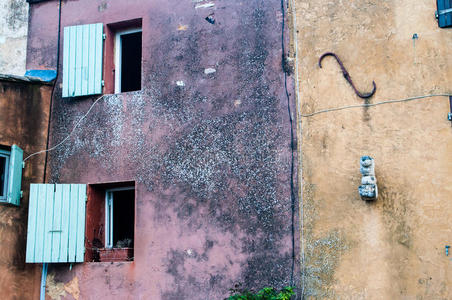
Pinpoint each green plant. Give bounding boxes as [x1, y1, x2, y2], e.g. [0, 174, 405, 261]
[225, 286, 295, 300]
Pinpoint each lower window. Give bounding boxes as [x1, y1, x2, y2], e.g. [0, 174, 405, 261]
[86, 182, 135, 262]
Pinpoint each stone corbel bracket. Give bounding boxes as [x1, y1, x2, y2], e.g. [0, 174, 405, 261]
[358, 156, 378, 201]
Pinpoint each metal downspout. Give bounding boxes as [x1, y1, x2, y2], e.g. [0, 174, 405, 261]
[40, 263, 48, 300]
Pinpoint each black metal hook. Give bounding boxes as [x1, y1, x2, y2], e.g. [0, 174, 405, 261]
[319, 52, 376, 99]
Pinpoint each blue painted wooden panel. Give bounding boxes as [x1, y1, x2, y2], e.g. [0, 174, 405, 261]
[62, 23, 103, 97]
[25, 184, 87, 263]
[6, 144, 23, 206]
[438, 0, 452, 28]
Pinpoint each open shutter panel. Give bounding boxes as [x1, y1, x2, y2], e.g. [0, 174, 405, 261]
[26, 184, 86, 263]
[62, 23, 103, 97]
[7, 145, 23, 206]
[437, 0, 452, 28]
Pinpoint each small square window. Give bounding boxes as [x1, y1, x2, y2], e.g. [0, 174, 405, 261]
[85, 182, 135, 262]
[115, 28, 142, 93]
[0, 149, 10, 201]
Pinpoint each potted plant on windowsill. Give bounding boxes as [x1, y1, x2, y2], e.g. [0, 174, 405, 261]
[98, 238, 133, 262]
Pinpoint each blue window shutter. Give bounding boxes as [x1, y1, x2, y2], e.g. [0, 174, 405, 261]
[7, 144, 23, 206]
[437, 0, 452, 28]
[62, 23, 104, 97]
[26, 184, 86, 263]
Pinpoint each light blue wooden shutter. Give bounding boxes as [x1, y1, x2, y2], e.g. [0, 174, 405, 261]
[62, 23, 103, 97]
[26, 184, 86, 263]
[6, 144, 23, 206]
[437, 0, 452, 28]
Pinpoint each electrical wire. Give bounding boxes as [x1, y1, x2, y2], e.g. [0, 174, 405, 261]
[24, 95, 106, 162]
[281, 0, 296, 288]
[300, 94, 452, 118]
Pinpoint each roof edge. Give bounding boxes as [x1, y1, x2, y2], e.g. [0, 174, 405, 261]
[0, 73, 54, 85]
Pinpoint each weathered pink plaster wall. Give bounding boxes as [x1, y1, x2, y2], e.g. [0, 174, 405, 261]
[27, 0, 299, 299]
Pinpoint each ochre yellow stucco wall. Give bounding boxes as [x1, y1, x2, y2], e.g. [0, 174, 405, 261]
[293, 0, 452, 298]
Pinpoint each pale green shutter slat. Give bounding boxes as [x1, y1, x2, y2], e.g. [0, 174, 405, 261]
[81, 25, 90, 95]
[7, 144, 23, 206]
[68, 26, 76, 96]
[51, 185, 63, 262]
[43, 184, 54, 262]
[88, 24, 96, 94]
[34, 184, 47, 262]
[62, 27, 70, 97]
[25, 184, 39, 262]
[25, 184, 86, 263]
[59, 184, 70, 262]
[74, 26, 83, 96]
[62, 23, 103, 97]
[75, 184, 86, 262]
[68, 185, 79, 262]
[94, 23, 103, 94]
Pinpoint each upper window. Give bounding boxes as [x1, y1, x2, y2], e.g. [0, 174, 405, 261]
[114, 28, 142, 93]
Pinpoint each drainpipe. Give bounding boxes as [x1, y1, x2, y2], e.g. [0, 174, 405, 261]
[40, 263, 48, 300]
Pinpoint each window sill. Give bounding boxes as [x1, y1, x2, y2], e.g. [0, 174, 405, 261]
[98, 247, 134, 262]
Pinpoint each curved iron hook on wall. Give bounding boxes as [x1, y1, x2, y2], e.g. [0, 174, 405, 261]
[319, 52, 377, 99]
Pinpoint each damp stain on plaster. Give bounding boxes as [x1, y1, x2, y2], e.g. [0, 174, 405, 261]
[304, 230, 351, 298]
[379, 183, 414, 249]
[46, 272, 80, 300]
[7, 0, 28, 30]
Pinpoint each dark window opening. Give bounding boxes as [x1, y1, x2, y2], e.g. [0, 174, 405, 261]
[120, 31, 142, 92]
[0, 156, 6, 197]
[112, 189, 135, 248]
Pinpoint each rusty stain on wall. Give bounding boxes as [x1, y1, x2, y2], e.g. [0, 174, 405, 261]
[0, 77, 52, 299]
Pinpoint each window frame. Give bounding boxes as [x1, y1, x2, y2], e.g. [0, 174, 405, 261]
[105, 186, 135, 249]
[114, 28, 142, 94]
[0, 149, 10, 202]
